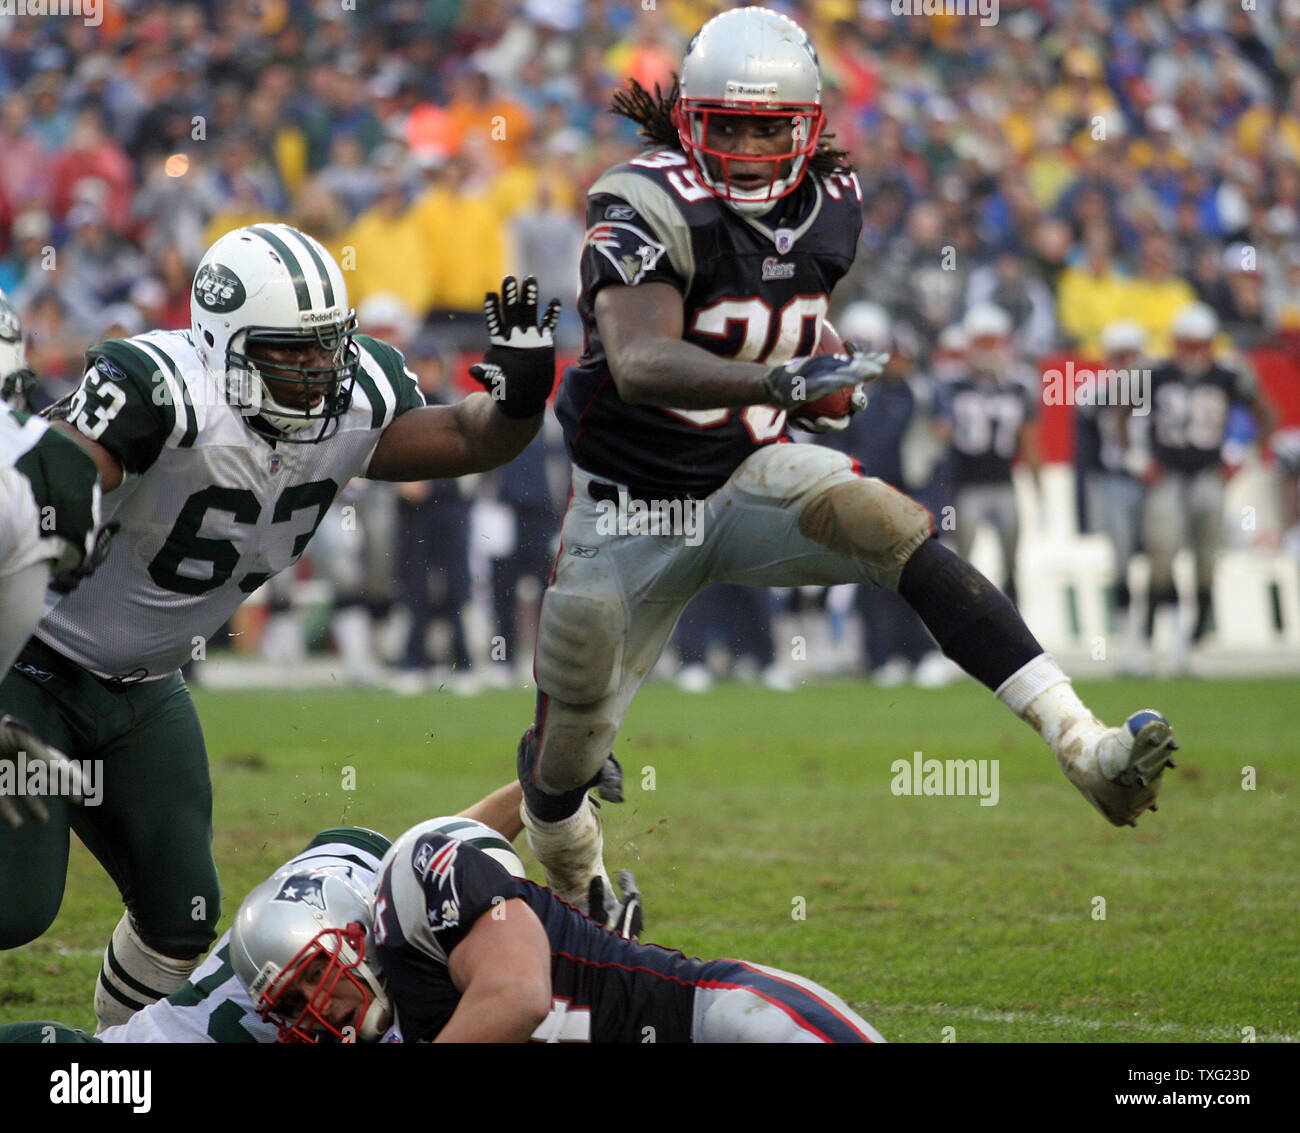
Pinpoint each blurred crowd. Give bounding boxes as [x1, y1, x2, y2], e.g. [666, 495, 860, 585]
[2, 0, 1298, 686]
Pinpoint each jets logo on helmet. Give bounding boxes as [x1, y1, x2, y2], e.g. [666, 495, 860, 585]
[192, 263, 247, 314]
[190, 223, 358, 444]
[671, 6, 826, 216]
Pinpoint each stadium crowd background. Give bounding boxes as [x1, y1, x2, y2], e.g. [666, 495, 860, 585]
[2, 0, 1298, 690]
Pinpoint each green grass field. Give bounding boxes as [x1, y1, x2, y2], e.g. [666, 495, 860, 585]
[2, 676, 1295, 1042]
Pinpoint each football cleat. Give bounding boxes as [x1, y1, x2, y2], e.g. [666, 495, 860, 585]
[588, 870, 643, 940]
[1055, 709, 1178, 828]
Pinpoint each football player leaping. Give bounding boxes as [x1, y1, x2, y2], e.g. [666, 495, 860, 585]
[518, 6, 1179, 917]
[0, 223, 561, 1031]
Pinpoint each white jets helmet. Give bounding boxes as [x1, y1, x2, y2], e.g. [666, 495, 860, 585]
[231, 868, 391, 1044]
[671, 6, 826, 216]
[191, 223, 358, 443]
[0, 289, 35, 412]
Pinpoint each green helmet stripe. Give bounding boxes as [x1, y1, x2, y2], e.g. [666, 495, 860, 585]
[248, 225, 311, 311]
[286, 227, 336, 309]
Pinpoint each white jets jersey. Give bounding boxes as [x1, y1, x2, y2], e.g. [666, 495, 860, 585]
[37, 329, 422, 678]
[99, 827, 392, 1044]
[0, 404, 101, 581]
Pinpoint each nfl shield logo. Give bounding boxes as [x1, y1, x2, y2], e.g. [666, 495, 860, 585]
[774, 228, 795, 254]
[269, 454, 282, 475]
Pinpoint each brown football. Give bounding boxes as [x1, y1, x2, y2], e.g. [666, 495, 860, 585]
[792, 321, 855, 420]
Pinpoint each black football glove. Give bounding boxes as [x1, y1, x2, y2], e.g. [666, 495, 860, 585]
[468, 276, 562, 419]
[762, 350, 888, 411]
[0, 368, 37, 414]
[588, 870, 643, 940]
[0, 714, 87, 828]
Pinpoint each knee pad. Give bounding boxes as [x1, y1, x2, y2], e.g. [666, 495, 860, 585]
[535, 589, 623, 705]
[798, 478, 933, 585]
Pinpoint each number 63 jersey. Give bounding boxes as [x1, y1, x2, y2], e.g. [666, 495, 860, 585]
[556, 148, 863, 498]
[37, 329, 421, 679]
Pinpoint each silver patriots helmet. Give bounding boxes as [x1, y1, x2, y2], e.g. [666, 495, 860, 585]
[671, 6, 826, 216]
[230, 869, 391, 1043]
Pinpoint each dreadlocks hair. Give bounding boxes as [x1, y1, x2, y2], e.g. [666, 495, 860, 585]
[609, 75, 854, 177]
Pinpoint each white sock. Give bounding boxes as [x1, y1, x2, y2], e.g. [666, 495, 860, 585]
[995, 654, 1098, 750]
[521, 797, 609, 907]
[95, 913, 200, 1031]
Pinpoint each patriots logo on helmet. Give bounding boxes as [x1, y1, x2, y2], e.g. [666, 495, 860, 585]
[272, 874, 327, 910]
[584, 222, 666, 287]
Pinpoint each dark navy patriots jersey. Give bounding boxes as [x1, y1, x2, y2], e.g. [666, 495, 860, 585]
[941, 370, 1038, 485]
[555, 148, 863, 497]
[1149, 361, 1255, 473]
[372, 825, 707, 1043]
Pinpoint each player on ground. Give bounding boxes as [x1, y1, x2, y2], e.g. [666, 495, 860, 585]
[0, 223, 561, 1032]
[2, 780, 879, 1044]
[0, 781, 525, 1044]
[517, 6, 1179, 916]
[232, 784, 879, 1044]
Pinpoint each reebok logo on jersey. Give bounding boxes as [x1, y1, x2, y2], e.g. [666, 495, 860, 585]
[272, 874, 327, 910]
[604, 204, 637, 220]
[762, 257, 796, 281]
[93, 356, 129, 384]
[585, 222, 666, 287]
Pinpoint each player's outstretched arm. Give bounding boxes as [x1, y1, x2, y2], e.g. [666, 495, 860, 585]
[435, 899, 552, 1043]
[598, 282, 885, 411]
[366, 276, 559, 481]
[456, 779, 524, 842]
[365, 394, 540, 481]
